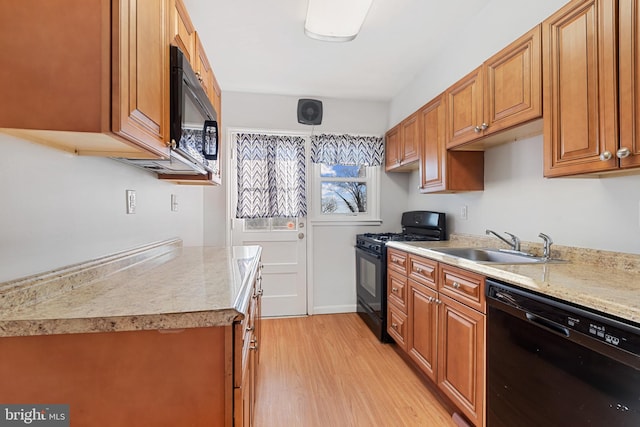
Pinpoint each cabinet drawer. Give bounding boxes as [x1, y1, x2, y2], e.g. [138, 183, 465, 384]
[408, 255, 438, 286]
[387, 270, 408, 313]
[439, 264, 485, 313]
[388, 248, 408, 274]
[387, 303, 408, 350]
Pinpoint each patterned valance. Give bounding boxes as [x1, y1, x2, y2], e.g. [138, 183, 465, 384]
[236, 133, 307, 219]
[310, 134, 384, 166]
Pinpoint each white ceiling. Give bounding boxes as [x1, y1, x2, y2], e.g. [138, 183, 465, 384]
[183, 0, 493, 102]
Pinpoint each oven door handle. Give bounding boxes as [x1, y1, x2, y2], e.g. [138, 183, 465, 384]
[355, 247, 382, 260]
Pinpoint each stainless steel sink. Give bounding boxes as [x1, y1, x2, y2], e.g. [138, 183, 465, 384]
[428, 247, 565, 264]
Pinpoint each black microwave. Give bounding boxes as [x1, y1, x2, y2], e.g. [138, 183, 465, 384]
[170, 45, 218, 164]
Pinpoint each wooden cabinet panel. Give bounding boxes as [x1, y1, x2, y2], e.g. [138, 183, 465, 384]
[112, 0, 171, 158]
[542, 0, 619, 176]
[388, 248, 408, 275]
[171, 0, 195, 63]
[401, 112, 420, 164]
[386, 113, 420, 172]
[484, 25, 542, 134]
[446, 67, 484, 148]
[387, 303, 408, 350]
[437, 294, 485, 427]
[387, 270, 408, 313]
[439, 264, 486, 313]
[408, 254, 438, 286]
[420, 95, 484, 193]
[385, 125, 401, 170]
[619, 0, 640, 169]
[407, 279, 438, 382]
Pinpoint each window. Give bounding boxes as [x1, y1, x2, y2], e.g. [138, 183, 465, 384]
[312, 162, 380, 223]
[244, 217, 298, 231]
[309, 133, 383, 224]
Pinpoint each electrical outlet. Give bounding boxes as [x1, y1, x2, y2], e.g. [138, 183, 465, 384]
[126, 190, 136, 214]
[171, 194, 178, 212]
[460, 205, 468, 220]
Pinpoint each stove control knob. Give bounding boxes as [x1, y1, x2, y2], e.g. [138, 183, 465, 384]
[374, 245, 380, 251]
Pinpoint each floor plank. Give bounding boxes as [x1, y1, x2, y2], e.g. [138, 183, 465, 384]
[254, 313, 456, 427]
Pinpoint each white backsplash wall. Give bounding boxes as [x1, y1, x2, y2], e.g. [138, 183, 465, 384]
[0, 134, 205, 282]
[405, 135, 640, 254]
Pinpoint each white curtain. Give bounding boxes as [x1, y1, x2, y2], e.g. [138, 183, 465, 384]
[236, 133, 307, 219]
[310, 133, 384, 166]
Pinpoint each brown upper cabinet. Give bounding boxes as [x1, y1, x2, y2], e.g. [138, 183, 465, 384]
[385, 112, 420, 171]
[544, 0, 640, 177]
[419, 95, 484, 193]
[171, 0, 196, 64]
[446, 25, 543, 149]
[0, 0, 171, 159]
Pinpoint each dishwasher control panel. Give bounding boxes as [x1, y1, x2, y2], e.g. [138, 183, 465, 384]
[487, 280, 640, 357]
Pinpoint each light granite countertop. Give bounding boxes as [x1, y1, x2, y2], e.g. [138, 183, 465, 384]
[387, 235, 640, 324]
[0, 239, 262, 337]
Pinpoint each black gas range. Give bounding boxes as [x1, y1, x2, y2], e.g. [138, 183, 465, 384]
[355, 211, 447, 342]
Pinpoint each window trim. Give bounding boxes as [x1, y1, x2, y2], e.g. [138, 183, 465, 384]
[310, 162, 382, 224]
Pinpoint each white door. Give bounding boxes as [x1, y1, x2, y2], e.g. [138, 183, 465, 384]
[231, 217, 307, 317]
[229, 130, 308, 317]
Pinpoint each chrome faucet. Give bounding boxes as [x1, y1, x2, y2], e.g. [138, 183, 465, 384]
[486, 229, 521, 252]
[538, 233, 553, 259]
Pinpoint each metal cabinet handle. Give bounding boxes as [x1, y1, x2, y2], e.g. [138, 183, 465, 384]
[435, 299, 442, 305]
[250, 339, 258, 351]
[480, 122, 489, 130]
[246, 326, 254, 332]
[452, 281, 461, 289]
[392, 287, 398, 293]
[474, 125, 482, 133]
[391, 323, 398, 330]
[427, 296, 434, 303]
[599, 151, 612, 161]
[617, 147, 631, 158]
[416, 267, 423, 273]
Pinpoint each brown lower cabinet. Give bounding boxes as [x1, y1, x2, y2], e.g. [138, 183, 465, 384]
[0, 272, 262, 427]
[388, 251, 486, 427]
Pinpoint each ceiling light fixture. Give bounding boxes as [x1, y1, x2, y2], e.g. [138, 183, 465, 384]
[304, 0, 374, 42]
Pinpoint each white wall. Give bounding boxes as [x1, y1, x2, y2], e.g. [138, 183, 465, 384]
[212, 91, 410, 313]
[0, 134, 205, 282]
[391, 0, 640, 254]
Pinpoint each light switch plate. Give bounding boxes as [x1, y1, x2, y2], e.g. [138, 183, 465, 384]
[126, 190, 136, 214]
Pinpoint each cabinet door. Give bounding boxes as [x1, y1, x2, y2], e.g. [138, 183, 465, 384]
[542, 0, 618, 177]
[387, 303, 408, 350]
[401, 111, 420, 164]
[419, 95, 447, 192]
[437, 295, 485, 427]
[484, 25, 542, 135]
[112, 0, 171, 159]
[446, 66, 484, 148]
[195, 34, 216, 105]
[171, 0, 195, 63]
[619, 0, 640, 169]
[407, 279, 438, 382]
[385, 125, 401, 171]
[387, 270, 408, 313]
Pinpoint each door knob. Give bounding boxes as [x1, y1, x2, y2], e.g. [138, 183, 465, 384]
[298, 232, 305, 239]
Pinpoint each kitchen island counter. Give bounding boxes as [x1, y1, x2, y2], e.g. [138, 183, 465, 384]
[0, 238, 262, 337]
[387, 235, 640, 324]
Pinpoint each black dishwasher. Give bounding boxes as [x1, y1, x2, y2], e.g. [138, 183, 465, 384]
[486, 278, 640, 427]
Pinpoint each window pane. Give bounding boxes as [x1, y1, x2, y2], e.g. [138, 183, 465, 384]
[244, 218, 269, 230]
[321, 181, 367, 214]
[272, 217, 297, 230]
[320, 164, 365, 178]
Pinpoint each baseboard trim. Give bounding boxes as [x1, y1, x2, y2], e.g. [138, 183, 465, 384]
[312, 305, 356, 315]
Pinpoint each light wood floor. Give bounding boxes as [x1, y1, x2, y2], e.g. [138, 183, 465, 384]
[254, 313, 457, 427]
